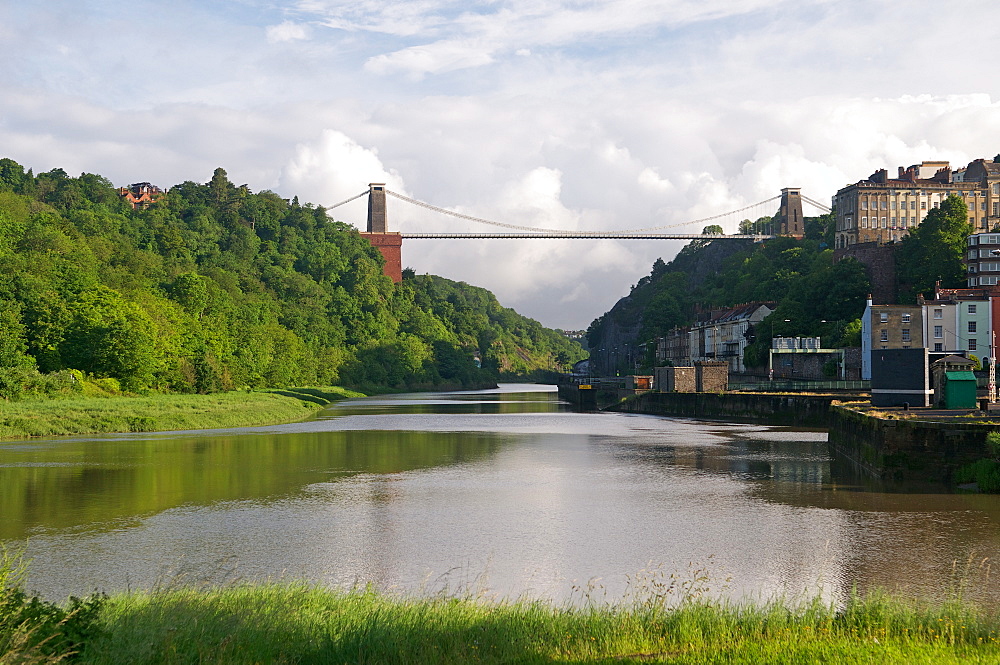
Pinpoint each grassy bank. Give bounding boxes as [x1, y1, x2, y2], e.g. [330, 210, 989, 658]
[2, 583, 998, 664]
[0, 387, 364, 440]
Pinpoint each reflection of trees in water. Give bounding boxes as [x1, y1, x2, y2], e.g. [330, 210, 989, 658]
[0, 429, 511, 540]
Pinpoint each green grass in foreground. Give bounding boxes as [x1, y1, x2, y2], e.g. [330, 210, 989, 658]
[2, 583, 991, 665]
[0, 387, 364, 440]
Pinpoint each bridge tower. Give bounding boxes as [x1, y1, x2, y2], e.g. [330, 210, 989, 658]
[774, 188, 804, 238]
[360, 183, 403, 282]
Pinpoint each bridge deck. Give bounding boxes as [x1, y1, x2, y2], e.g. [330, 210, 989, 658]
[401, 233, 776, 240]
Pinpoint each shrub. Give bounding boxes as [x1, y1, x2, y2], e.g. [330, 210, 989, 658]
[0, 546, 106, 662]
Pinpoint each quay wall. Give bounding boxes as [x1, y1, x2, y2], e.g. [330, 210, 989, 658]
[827, 405, 993, 484]
[606, 391, 836, 427]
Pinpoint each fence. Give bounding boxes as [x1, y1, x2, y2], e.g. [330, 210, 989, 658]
[728, 378, 870, 392]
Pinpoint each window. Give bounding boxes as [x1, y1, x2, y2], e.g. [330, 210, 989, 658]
[921, 200, 927, 209]
[994, 183, 1000, 196]
[969, 304, 977, 314]
[902, 313, 911, 323]
[890, 201, 897, 210]
[861, 216, 868, 228]
[901, 329, 911, 342]
[994, 202, 999, 216]
[891, 217, 896, 226]
[969, 339, 978, 351]
[969, 321, 977, 333]
[861, 200, 868, 210]
[934, 309, 943, 319]
[880, 312, 888, 323]
[934, 343, 943, 351]
[881, 217, 887, 228]
[911, 216, 917, 225]
[934, 325, 943, 338]
[880, 330, 888, 342]
[880, 201, 887, 210]
[911, 201, 917, 210]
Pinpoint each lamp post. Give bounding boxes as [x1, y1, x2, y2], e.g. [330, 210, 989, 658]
[990, 331, 997, 403]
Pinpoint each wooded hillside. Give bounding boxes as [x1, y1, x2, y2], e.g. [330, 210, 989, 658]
[0, 160, 584, 398]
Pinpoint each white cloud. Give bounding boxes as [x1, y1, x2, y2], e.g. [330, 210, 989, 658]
[280, 130, 407, 228]
[5, 1, 1000, 327]
[267, 21, 312, 43]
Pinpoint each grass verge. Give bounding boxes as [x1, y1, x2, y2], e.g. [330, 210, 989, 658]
[4, 542, 999, 665]
[0, 387, 364, 440]
[64, 584, 1000, 664]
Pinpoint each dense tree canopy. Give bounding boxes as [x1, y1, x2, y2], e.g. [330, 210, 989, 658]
[0, 159, 584, 397]
[588, 217, 870, 373]
[896, 194, 971, 302]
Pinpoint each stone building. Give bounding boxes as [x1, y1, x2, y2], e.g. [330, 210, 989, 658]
[833, 159, 1000, 249]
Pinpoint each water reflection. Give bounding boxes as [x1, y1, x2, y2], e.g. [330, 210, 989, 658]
[1, 384, 999, 607]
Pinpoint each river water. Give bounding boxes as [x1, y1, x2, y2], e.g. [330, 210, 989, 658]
[2, 384, 999, 605]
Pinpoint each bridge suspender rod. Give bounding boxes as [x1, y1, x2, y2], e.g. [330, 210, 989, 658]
[385, 189, 571, 233]
[386, 189, 784, 234]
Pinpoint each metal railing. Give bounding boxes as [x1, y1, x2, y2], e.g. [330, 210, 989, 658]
[728, 379, 870, 392]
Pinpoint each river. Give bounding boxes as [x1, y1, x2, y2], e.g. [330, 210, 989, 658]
[2, 384, 999, 605]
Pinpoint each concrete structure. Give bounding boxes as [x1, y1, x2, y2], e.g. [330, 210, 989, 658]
[118, 182, 164, 209]
[769, 336, 847, 380]
[359, 183, 403, 283]
[833, 159, 999, 249]
[870, 348, 931, 407]
[774, 188, 804, 237]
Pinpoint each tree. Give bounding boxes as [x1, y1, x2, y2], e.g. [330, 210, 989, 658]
[739, 216, 772, 235]
[702, 224, 724, 235]
[897, 195, 972, 301]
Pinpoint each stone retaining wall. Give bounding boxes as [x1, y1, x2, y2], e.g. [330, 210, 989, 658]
[827, 406, 993, 484]
[606, 391, 836, 427]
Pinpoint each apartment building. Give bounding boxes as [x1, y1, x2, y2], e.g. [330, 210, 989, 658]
[834, 159, 1000, 249]
[862, 287, 1000, 379]
[657, 302, 775, 374]
[923, 287, 995, 356]
[861, 300, 924, 379]
[967, 232, 1000, 287]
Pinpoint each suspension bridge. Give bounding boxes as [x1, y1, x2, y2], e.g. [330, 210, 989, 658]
[329, 183, 831, 281]
[329, 184, 832, 240]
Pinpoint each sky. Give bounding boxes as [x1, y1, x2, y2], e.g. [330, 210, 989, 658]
[4, 0, 1000, 330]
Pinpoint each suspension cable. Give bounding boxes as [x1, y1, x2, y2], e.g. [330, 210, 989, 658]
[385, 189, 783, 234]
[801, 195, 832, 213]
[328, 191, 370, 208]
